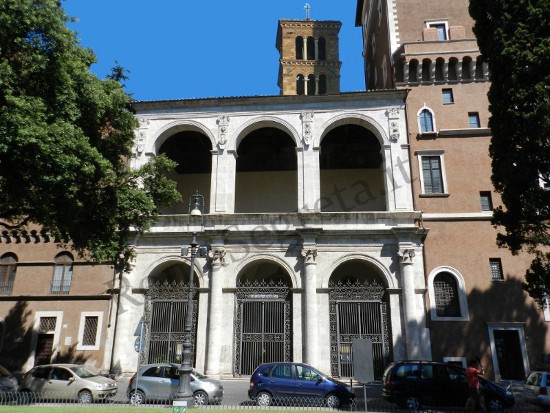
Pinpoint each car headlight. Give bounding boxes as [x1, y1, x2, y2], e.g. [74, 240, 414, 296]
[202, 382, 216, 391]
[96, 382, 113, 390]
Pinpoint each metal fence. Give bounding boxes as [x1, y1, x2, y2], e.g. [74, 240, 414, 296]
[0, 389, 548, 412]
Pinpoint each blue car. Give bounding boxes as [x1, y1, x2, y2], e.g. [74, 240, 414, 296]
[248, 362, 355, 407]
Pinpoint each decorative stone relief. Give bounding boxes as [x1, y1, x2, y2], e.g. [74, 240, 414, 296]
[386, 108, 401, 143]
[208, 248, 226, 266]
[135, 118, 150, 157]
[300, 112, 314, 147]
[301, 248, 318, 263]
[217, 116, 230, 149]
[397, 248, 415, 264]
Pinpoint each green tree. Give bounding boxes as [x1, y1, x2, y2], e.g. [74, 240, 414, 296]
[469, 0, 550, 306]
[0, 0, 181, 271]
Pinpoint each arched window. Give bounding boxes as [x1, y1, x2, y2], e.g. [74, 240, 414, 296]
[295, 36, 304, 60]
[421, 59, 432, 82]
[296, 74, 305, 95]
[318, 74, 327, 95]
[0, 253, 17, 295]
[462, 56, 473, 80]
[318, 37, 326, 60]
[428, 267, 470, 321]
[307, 74, 316, 95]
[435, 58, 445, 82]
[433, 273, 460, 317]
[448, 58, 458, 81]
[409, 60, 419, 82]
[51, 252, 73, 294]
[306, 37, 315, 60]
[418, 108, 435, 133]
[475, 57, 485, 80]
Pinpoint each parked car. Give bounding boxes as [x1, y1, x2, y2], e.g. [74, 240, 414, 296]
[127, 363, 223, 405]
[523, 371, 550, 408]
[0, 365, 18, 401]
[382, 360, 514, 411]
[18, 363, 117, 403]
[248, 362, 355, 408]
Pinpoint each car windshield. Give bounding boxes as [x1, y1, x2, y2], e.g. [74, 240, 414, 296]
[69, 366, 97, 378]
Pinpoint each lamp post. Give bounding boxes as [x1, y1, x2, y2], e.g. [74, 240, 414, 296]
[175, 190, 205, 405]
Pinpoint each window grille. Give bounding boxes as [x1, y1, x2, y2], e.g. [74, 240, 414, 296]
[82, 316, 99, 346]
[39, 317, 57, 333]
[433, 273, 460, 317]
[0, 254, 16, 295]
[490, 258, 504, 281]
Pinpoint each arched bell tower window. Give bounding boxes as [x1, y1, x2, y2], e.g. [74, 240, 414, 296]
[307, 74, 315, 95]
[295, 36, 304, 60]
[409, 60, 419, 82]
[296, 74, 305, 95]
[306, 37, 315, 60]
[318, 37, 326, 60]
[318, 74, 327, 95]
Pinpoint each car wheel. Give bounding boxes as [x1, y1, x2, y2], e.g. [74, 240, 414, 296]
[325, 393, 341, 408]
[404, 395, 421, 411]
[129, 390, 145, 405]
[194, 390, 209, 406]
[487, 398, 504, 412]
[256, 391, 272, 407]
[78, 390, 93, 404]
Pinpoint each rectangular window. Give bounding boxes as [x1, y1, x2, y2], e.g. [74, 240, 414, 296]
[82, 316, 99, 346]
[468, 112, 481, 128]
[422, 156, 444, 194]
[442, 89, 454, 104]
[428, 22, 448, 40]
[489, 258, 504, 281]
[77, 312, 103, 350]
[480, 191, 493, 211]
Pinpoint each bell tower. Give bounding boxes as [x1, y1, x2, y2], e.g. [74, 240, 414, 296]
[276, 7, 342, 96]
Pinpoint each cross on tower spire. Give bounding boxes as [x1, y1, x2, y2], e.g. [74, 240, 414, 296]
[304, 3, 311, 20]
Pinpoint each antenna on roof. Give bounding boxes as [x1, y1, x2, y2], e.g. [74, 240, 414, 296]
[304, 3, 311, 20]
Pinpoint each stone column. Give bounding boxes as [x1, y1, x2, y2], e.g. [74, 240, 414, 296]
[205, 248, 226, 377]
[398, 246, 421, 359]
[301, 248, 319, 365]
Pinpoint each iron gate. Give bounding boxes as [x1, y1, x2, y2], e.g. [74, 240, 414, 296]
[142, 281, 198, 366]
[329, 280, 391, 379]
[234, 280, 291, 376]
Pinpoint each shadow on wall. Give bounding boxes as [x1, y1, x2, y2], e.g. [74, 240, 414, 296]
[428, 277, 548, 379]
[0, 301, 91, 374]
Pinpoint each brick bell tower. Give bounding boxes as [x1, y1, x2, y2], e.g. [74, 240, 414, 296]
[276, 5, 342, 96]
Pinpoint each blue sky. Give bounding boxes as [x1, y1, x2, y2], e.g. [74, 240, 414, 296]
[63, 0, 366, 101]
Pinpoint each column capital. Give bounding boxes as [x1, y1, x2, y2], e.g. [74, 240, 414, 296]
[301, 248, 318, 264]
[208, 248, 226, 267]
[397, 247, 416, 264]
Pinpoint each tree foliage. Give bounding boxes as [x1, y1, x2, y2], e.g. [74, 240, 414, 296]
[469, 0, 550, 306]
[0, 0, 181, 271]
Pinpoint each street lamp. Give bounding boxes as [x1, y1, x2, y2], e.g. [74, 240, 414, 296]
[175, 190, 205, 405]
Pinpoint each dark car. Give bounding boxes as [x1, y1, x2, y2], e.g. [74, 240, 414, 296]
[382, 360, 514, 411]
[248, 362, 355, 408]
[127, 363, 223, 406]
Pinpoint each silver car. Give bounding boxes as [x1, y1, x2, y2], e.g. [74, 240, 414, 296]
[19, 363, 117, 403]
[128, 363, 223, 405]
